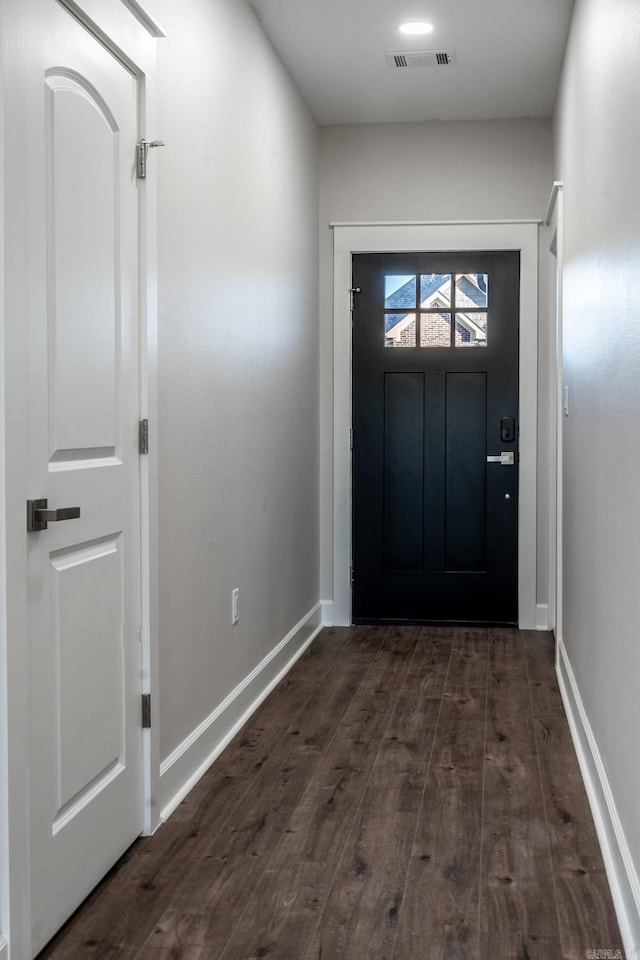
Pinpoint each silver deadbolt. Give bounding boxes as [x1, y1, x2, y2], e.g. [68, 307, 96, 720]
[27, 499, 81, 532]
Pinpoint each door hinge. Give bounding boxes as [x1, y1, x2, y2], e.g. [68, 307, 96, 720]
[350, 428, 354, 450]
[139, 418, 149, 455]
[349, 287, 361, 311]
[350, 563, 354, 587]
[142, 693, 151, 728]
[136, 139, 165, 180]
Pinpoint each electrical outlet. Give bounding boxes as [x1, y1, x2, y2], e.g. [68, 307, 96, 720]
[231, 588, 239, 625]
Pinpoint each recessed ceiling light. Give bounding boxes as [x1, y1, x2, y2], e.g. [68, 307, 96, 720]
[399, 21, 434, 36]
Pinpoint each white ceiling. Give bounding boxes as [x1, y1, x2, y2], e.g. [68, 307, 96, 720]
[248, 0, 575, 125]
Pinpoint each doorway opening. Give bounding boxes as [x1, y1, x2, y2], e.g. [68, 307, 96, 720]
[331, 221, 539, 628]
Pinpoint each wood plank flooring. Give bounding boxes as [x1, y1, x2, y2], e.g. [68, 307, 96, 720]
[38, 627, 623, 960]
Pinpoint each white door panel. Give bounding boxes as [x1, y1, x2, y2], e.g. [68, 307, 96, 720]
[27, 2, 142, 953]
[45, 72, 120, 456]
[51, 536, 124, 817]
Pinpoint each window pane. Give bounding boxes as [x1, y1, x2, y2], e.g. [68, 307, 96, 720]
[385, 275, 416, 309]
[420, 274, 452, 308]
[420, 312, 451, 347]
[455, 274, 488, 309]
[385, 313, 416, 347]
[455, 311, 487, 347]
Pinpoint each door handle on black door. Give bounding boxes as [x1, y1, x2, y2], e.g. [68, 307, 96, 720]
[27, 499, 81, 532]
[486, 452, 515, 465]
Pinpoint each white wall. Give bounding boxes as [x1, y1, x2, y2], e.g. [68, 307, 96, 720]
[147, 0, 320, 806]
[319, 119, 553, 618]
[554, 0, 640, 943]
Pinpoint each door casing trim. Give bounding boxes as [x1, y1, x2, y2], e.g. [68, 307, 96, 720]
[546, 184, 564, 645]
[331, 221, 540, 628]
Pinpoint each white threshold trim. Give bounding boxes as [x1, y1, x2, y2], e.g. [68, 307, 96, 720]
[331, 220, 539, 628]
[158, 602, 324, 821]
[556, 637, 640, 953]
[330, 219, 542, 227]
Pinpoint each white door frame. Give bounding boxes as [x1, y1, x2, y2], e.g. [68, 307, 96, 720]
[331, 220, 540, 629]
[0, 2, 163, 957]
[545, 184, 564, 644]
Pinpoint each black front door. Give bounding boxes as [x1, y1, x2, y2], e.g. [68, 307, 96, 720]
[352, 251, 520, 624]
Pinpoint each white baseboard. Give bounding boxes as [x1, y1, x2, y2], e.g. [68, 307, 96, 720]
[535, 603, 549, 630]
[556, 638, 640, 954]
[321, 600, 334, 626]
[158, 602, 324, 821]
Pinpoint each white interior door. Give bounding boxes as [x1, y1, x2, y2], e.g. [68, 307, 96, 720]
[27, 2, 143, 953]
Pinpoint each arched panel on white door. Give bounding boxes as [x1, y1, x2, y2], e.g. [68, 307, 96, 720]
[45, 70, 121, 464]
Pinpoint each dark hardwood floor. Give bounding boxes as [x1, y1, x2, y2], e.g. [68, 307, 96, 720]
[39, 626, 623, 960]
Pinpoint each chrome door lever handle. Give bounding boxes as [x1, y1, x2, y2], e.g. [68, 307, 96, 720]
[27, 499, 81, 532]
[486, 452, 515, 465]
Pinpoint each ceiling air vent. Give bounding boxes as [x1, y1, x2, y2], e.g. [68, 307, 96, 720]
[385, 50, 456, 69]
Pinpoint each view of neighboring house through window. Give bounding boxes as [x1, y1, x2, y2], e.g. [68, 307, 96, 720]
[384, 273, 489, 348]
